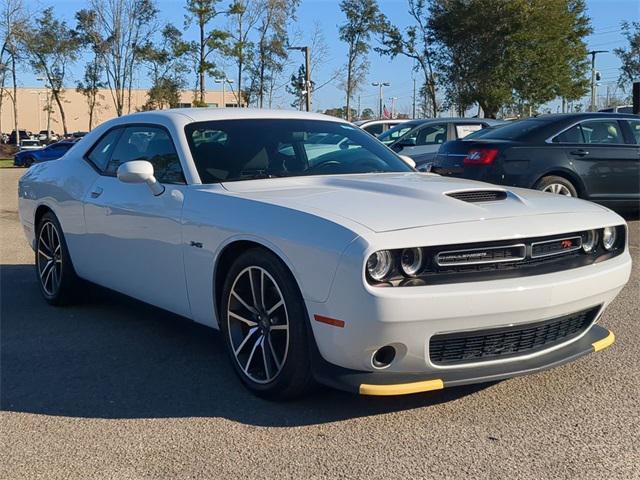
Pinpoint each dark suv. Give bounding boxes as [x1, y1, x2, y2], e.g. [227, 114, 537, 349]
[431, 113, 640, 207]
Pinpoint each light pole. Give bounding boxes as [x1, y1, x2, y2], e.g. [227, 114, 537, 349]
[589, 50, 607, 112]
[30, 91, 43, 133]
[287, 46, 311, 111]
[371, 81, 390, 119]
[36, 77, 51, 139]
[215, 76, 233, 107]
[389, 96, 398, 119]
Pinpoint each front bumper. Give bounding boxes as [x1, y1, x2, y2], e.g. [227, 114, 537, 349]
[312, 325, 614, 395]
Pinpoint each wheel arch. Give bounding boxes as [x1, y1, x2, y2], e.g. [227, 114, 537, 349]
[34, 204, 54, 228]
[532, 168, 587, 198]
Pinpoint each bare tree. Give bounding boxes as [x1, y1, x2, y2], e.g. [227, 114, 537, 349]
[0, 0, 27, 144]
[80, 0, 158, 116]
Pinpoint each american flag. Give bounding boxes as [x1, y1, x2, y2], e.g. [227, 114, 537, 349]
[382, 105, 391, 119]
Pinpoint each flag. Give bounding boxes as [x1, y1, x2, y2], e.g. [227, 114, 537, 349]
[382, 105, 391, 119]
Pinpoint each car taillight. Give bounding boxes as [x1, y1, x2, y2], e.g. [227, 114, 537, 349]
[463, 148, 499, 165]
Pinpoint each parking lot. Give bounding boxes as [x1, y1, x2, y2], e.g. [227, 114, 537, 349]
[1, 166, 638, 479]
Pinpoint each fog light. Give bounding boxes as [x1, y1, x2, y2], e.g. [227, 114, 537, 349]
[372, 346, 396, 369]
[400, 247, 423, 276]
[367, 250, 393, 281]
[582, 230, 597, 253]
[602, 227, 617, 251]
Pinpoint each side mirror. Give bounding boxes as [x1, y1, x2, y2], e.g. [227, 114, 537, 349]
[399, 155, 416, 168]
[398, 137, 417, 147]
[117, 160, 165, 196]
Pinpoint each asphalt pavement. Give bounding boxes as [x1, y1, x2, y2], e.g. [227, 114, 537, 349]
[1, 167, 639, 479]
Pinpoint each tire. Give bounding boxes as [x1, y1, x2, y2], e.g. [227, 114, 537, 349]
[24, 156, 35, 168]
[35, 211, 80, 306]
[534, 175, 578, 197]
[220, 248, 315, 399]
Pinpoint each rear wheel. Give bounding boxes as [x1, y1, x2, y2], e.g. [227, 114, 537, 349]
[220, 248, 314, 399]
[534, 175, 578, 197]
[24, 156, 35, 168]
[35, 212, 80, 305]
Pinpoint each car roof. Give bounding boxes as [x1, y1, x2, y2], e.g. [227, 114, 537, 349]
[529, 112, 639, 121]
[122, 108, 349, 124]
[354, 119, 408, 126]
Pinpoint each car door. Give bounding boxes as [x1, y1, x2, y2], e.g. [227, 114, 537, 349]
[395, 123, 447, 164]
[554, 119, 638, 201]
[82, 124, 191, 317]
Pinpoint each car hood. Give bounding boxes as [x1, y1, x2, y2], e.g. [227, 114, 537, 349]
[220, 173, 607, 233]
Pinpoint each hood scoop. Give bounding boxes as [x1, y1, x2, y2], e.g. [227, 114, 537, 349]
[446, 190, 508, 203]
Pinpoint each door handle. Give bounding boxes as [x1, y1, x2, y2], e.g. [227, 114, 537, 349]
[570, 149, 589, 156]
[90, 186, 103, 198]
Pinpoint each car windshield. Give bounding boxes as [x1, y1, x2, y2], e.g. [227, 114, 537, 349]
[185, 119, 413, 183]
[476, 119, 544, 140]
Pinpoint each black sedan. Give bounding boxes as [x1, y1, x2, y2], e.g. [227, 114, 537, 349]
[431, 113, 640, 207]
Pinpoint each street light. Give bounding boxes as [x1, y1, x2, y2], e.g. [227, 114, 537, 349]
[371, 82, 390, 119]
[588, 50, 608, 112]
[287, 46, 311, 112]
[215, 76, 234, 108]
[35, 77, 52, 139]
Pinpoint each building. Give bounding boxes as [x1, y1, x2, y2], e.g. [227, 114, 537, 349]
[0, 87, 240, 135]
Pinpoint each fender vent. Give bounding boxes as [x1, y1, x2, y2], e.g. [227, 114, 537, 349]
[446, 190, 507, 203]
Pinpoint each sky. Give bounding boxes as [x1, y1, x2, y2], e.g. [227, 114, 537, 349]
[21, 0, 640, 115]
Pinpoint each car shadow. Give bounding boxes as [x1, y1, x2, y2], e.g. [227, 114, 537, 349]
[1, 264, 489, 426]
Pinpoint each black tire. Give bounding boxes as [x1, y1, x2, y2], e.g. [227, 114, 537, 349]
[24, 156, 35, 168]
[35, 211, 80, 306]
[534, 175, 578, 198]
[220, 248, 315, 399]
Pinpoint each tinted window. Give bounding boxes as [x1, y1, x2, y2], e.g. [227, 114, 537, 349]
[364, 123, 384, 135]
[553, 124, 583, 143]
[107, 126, 185, 184]
[185, 119, 412, 183]
[628, 120, 640, 144]
[479, 119, 544, 140]
[87, 128, 123, 170]
[378, 123, 419, 143]
[579, 120, 624, 144]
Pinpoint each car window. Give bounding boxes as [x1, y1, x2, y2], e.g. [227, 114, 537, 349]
[579, 120, 624, 144]
[626, 120, 640, 144]
[408, 124, 447, 146]
[106, 126, 185, 184]
[455, 124, 482, 139]
[553, 124, 584, 143]
[87, 128, 123, 170]
[364, 123, 384, 136]
[377, 122, 420, 143]
[185, 119, 412, 183]
[50, 143, 70, 151]
[479, 119, 544, 140]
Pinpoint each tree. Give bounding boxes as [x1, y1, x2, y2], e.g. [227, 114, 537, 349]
[360, 107, 375, 119]
[79, 0, 158, 116]
[249, 0, 299, 108]
[323, 106, 356, 119]
[338, 0, 384, 121]
[76, 60, 104, 131]
[184, 0, 229, 106]
[0, 0, 27, 144]
[614, 21, 640, 92]
[138, 24, 190, 109]
[429, 0, 592, 118]
[20, 8, 81, 135]
[377, 0, 438, 116]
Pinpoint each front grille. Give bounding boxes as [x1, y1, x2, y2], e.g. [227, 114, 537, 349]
[429, 307, 599, 366]
[446, 190, 507, 203]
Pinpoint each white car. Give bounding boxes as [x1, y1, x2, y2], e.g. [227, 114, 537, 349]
[18, 109, 631, 399]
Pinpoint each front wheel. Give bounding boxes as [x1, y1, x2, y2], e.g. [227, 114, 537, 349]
[220, 248, 314, 399]
[534, 175, 578, 197]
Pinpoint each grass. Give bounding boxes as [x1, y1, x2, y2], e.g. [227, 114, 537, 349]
[0, 158, 16, 168]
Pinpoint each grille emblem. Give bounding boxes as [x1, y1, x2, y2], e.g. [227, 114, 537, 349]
[436, 244, 526, 266]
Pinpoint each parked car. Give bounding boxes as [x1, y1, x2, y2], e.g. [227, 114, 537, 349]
[354, 119, 408, 137]
[38, 130, 59, 143]
[14, 141, 75, 167]
[431, 113, 640, 207]
[19, 109, 630, 399]
[9, 129, 32, 145]
[385, 118, 506, 168]
[18, 139, 42, 152]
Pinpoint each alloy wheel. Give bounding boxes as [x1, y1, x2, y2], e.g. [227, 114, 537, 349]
[542, 183, 573, 196]
[37, 221, 62, 296]
[227, 266, 289, 384]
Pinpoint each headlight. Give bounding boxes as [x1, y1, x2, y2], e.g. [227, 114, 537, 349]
[602, 227, 617, 251]
[582, 230, 597, 253]
[400, 247, 423, 276]
[367, 250, 393, 281]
